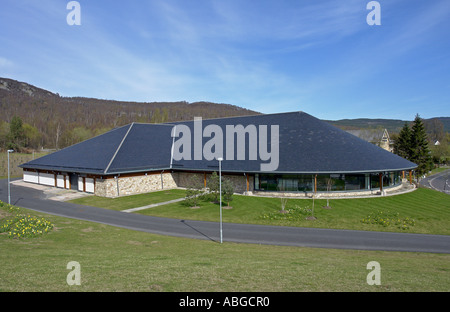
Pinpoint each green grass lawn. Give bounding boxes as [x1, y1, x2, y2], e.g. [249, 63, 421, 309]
[2, 187, 449, 292]
[0, 204, 449, 292]
[70, 187, 450, 235]
[70, 189, 186, 211]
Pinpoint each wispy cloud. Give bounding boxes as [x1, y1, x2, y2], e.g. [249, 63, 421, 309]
[1, 0, 448, 119]
[0, 57, 14, 68]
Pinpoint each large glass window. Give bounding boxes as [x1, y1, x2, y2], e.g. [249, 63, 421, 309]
[345, 175, 366, 190]
[259, 175, 278, 191]
[257, 174, 313, 192]
[371, 173, 381, 189]
[255, 172, 401, 193]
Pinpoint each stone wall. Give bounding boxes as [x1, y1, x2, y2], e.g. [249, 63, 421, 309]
[95, 171, 253, 198]
[175, 172, 254, 194]
[95, 172, 177, 198]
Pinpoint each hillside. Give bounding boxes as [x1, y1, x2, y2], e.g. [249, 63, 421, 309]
[0, 77, 260, 150]
[1, 77, 448, 151]
[326, 118, 450, 134]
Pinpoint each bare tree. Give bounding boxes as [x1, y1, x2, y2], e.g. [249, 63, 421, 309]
[324, 177, 334, 209]
[277, 183, 289, 213]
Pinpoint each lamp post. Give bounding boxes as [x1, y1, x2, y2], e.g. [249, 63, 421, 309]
[218, 157, 223, 244]
[7, 149, 14, 205]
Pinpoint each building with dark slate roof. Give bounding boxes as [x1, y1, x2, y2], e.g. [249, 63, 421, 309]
[20, 111, 417, 197]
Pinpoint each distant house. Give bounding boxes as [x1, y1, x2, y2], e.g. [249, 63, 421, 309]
[346, 128, 393, 152]
[20, 112, 416, 198]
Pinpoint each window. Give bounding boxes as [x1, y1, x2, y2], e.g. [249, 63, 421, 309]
[255, 172, 399, 193]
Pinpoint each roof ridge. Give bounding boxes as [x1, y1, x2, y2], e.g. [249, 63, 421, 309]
[104, 122, 135, 174]
[162, 110, 304, 125]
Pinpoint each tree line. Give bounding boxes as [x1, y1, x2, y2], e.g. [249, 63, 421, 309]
[1, 78, 448, 173]
[0, 78, 258, 152]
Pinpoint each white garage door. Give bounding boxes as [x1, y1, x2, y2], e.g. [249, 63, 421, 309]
[78, 177, 84, 191]
[23, 171, 39, 183]
[56, 175, 65, 188]
[85, 178, 95, 193]
[39, 173, 55, 186]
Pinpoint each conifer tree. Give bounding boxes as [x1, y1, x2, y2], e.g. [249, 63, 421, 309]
[395, 122, 412, 160]
[410, 114, 433, 177]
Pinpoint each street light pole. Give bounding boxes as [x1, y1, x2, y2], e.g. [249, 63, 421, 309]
[7, 149, 14, 205]
[218, 157, 223, 244]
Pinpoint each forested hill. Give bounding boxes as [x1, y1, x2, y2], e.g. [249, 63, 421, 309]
[326, 117, 450, 134]
[0, 77, 260, 150]
[1, 77, 448, 151]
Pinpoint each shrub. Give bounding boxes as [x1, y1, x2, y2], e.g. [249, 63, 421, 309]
[184, 177, 204, 208]
[207, 172, 220, 203]
[221, 179, 234, 207]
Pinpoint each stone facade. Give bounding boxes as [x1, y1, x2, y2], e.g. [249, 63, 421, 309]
[95, 172, 177, 198]
[174, 171, 254, 194]
[23, 169, 412, 198]
[94, 171, 254, 198]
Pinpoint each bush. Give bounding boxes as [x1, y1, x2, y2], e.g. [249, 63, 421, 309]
[184, 177, 204, 208]
[207, 172, 220, 203]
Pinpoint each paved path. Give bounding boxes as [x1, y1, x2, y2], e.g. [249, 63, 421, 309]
[1, 179, 449, 254]
[122, 197, 186, 213]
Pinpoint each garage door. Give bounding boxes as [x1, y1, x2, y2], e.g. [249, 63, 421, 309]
[56, 175, 65, 188]
[39, 173, 55, 186]
[23, 171, 39, 183]
[85, 178, 95, 193]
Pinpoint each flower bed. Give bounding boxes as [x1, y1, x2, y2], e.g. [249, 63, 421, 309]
[0, 201, 53, 238]
[361, 210, 415, 230]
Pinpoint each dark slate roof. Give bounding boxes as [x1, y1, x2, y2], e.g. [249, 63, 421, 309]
[106, 123, 173, 174]
[20, 111, 417, 175]
[20, 124, 131, 174]
[20, 123, 174, 175]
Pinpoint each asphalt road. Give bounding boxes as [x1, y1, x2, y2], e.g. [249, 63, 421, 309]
[420, 169, 450, 195]
[1, 178, 449, 254]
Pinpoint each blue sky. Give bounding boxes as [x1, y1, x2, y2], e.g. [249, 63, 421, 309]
[1, 0, 449, 121]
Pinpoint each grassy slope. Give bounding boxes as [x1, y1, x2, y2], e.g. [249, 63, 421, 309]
[0, 210, 449, 292]
[71, 189, 186, 211]
[1, 187, 449, 292]
[112, 188, 449, 235]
